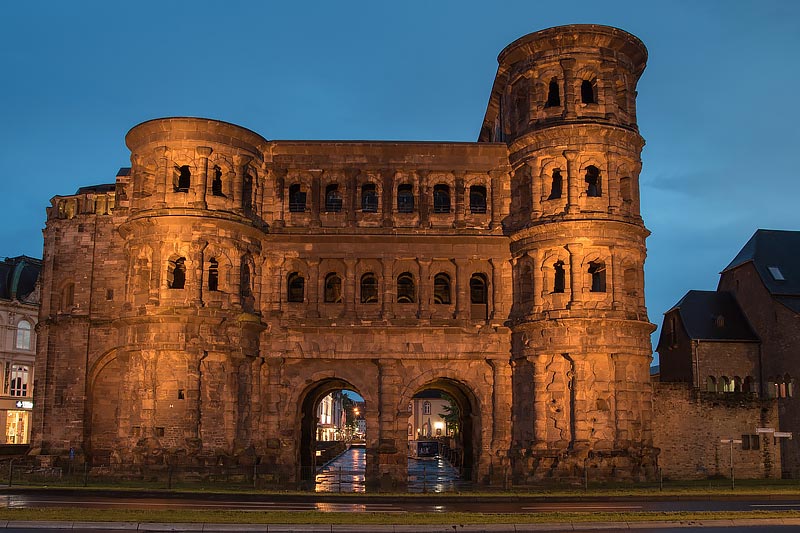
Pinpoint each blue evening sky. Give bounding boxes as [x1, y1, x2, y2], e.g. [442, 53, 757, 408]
[1, 1, 798, 363]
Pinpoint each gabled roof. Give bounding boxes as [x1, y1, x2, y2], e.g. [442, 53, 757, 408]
[723, 229, 800, 297]
[0, 256, 42, 302]
[665, 290, 758, 342]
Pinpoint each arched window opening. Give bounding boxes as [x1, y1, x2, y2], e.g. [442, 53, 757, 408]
[706, 376, 717, 393]
[433, 184, 451, 214]
[732, 376, 743, 393]
[397, 184, 414, 213]
[433, 273, 451, 305]
[720, 376, 732, 393]
[324, 273, 343, 303]
[589, 261, 606, 293]
[767, 381, 777, 399]
[511, 81, 528, 128]
[469, 185, 487, 214]
[585, 165, 601, 197]
[15, 321, 31, 350]
[546, 78, 561, 107]
[553, 261, 566, 294]
[580, 79, 596, 104]
[174, 165, 191, 192]
[360, 273, 378, 304]
[242, 173, 253, 212]
[548, 169, 563, 200]
[620, 176, 632, 204]
[785, 374, 794, 398]
[211, 166, 224, 197]
[423, 401, 432, 415]
[240, 260, 252, 298]
[470, 273, 488, 320]
[325, 184, 343, 213]
[168, 258, 186, 290]
[397, 272, 416, 303]
[9, 365, 29, 397]
[208, 258, 219, 292]
[287, 272, 305, 303]
[624, 268, 638, 298]
[743, 376, 755, 394]
[289, 184, 306, 213]
[361, 183, 378, 213]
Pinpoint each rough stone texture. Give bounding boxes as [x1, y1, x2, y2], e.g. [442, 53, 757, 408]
[32, 25, 657, 487]
[719, 262, 800, 477]
[653, 383, 780, 480]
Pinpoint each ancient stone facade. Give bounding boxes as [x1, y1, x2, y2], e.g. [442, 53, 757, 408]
[32, 25, 657, 487]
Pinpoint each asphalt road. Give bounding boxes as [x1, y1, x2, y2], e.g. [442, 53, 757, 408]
[1, 492, 800, 514]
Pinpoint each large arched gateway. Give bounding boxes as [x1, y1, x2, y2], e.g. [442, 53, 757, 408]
[32, 25, 658, 488]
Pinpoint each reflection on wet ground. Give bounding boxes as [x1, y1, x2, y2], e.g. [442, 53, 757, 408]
[315, 446, 366, 492]
[314, 446, 470, 493]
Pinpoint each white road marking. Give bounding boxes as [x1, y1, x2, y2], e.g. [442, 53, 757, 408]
[521, 504, 643, 511]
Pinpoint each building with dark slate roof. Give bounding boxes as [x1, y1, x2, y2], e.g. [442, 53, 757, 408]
[657, 229, 800, 478]
[0, 256, 41, 445]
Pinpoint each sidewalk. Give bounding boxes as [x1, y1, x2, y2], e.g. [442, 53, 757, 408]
[2, 519, 800, 531]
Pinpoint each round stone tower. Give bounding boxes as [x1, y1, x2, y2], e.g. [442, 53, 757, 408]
[479, 25, 657, 481]
[111, 118, 269, 464]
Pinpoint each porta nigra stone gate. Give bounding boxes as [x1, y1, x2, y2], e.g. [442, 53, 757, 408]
[32, 25, 657, 488]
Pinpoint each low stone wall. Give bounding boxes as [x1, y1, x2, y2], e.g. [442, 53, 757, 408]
[653, 383, 780, 479]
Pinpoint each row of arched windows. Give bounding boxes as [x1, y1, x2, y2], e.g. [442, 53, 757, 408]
[171, 165, 256, 212]
[768, 375, 795, 399]
[166, 256, 254, 300]
[549, 260, 607, 294]
[288, 182, 488, 215]
[287, 271, 489, 307]
[705, 375, 757, 394]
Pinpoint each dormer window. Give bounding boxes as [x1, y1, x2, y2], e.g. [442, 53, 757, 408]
[715, 315, 725, 328]
[768, 266, 785, 281]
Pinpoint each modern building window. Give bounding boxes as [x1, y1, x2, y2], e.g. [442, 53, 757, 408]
[168, 258, 186, 289]
[287, 272, 305, 303]
[397, 273, 416, 303]
[397, 184, 414, 213]
[325, 184, 343, 213]
[581, 79, 597, 104]
[289, 184, 306, 213]
[433, 184, 451, 214]
[9, 365, 29, 397]
[589, 261, 606, 292]
[15, 321, 31, 350]
[546, 78, 561, 107]
[585, 165, 601, 197]
[433, 273, 451, 305]
[208, 258, 219, 292]
[469, 185, 487, 214]
[553, 261, 566, 293]
[423, 401, 431, 415]
[360, 273, 378, 304]
[548, 169, 563, 200]
[324, 273, 343, 303]
[361, 184, 378, 213]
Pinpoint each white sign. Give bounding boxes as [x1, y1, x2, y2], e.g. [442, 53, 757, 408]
[775, 432, 793, 439]
[14, 400, 33, 409]
[756, 427, 775, 433]
[720, 439, 743, 444]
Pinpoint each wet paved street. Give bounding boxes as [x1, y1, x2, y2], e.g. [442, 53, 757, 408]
[314, 445, 467, 492]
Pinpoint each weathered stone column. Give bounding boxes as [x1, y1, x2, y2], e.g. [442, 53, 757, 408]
[196, 146, 212, 208]
[344, 258, 356, 318]
[381, 258, 394, 319]
[233, 155, 252, 215]
[566, 242, 583, 309]
[418, 259, 431, 319]
[454, 259, 468, 319]
[528, 159, 541, 219]
[155, 146, 169, 207]
[564, 150, 579, 214]
[454, 172, 465, 228]
[560, 58, 577, 119]
[307, 259, 320, 318]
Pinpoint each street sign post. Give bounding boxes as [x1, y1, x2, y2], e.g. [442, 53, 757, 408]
[720, 438, 743, 489]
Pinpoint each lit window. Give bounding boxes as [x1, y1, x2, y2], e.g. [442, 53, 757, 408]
[9, 365, 29, 397]
[423, 401, 431, 415]
[15, 321, 31, 350]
